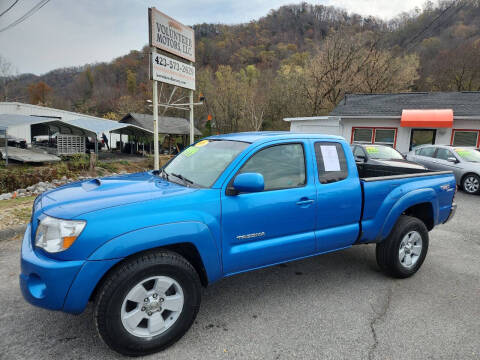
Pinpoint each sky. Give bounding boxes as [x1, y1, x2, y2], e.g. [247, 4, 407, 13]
[0, 0, 427, 75]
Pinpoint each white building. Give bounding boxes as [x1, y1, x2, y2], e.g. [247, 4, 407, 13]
[285, 92, 480, 154]
[0, 102, 122, 148]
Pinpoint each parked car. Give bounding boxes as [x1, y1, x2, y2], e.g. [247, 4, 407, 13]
[352, 143, 427, 178]
[20, 133, 456, 356]
[407, 145, 480, 194]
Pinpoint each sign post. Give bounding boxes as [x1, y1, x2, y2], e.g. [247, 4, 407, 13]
[189, 83, 194, 145]
[152, 77, 159, 171]
[149, 8, 196, 170]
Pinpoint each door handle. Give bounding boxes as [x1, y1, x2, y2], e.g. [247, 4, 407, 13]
[296, 198, 314, 206]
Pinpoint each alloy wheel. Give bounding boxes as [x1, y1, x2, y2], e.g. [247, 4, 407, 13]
[120, 276, 184, 338]
[398, 230, 423, 269]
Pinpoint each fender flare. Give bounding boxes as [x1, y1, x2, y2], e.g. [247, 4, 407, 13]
[378, 188, 439, 241]
[88, 221, 223, 283]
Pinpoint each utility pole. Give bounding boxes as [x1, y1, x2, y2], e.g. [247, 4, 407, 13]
[153, 77, 159, 170]
[189, 71, 194, 145]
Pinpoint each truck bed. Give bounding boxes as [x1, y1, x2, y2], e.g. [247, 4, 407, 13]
[356, 163, 431, 178]
[358, 170, 456, 244]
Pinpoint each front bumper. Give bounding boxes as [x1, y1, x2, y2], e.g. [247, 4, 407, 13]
[19, 224, 123, 314]
[19, 224, 84, 311]
[443, 202, 457, 223]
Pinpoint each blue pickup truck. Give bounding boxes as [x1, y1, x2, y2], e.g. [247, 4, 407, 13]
[20, 132, 456, 356]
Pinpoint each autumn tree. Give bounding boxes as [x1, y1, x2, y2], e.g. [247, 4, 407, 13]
[0, 56, 14, 101]
[126, 70, 137, 95]
[424, 41, 480, 91]
[28, 81, 52, 105]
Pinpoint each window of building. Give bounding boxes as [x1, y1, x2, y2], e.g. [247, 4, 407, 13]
[239, 143, 306, 191]
[451, 130, 480, 147]
[314, 142, 348, 184]
[352, 128, 373, 143]
[352, 127, 397, 147]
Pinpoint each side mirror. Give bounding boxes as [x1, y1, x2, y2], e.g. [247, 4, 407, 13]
[447, 157, 458, 163]
[355, 155, 366, 163]
[231, 173, 264, 194]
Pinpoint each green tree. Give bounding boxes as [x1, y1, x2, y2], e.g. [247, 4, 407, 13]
[126, 70, 136, 95]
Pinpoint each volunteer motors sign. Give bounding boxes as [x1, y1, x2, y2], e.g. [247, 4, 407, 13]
[151, 52, 196, 90]
[149, 7, 195, 63]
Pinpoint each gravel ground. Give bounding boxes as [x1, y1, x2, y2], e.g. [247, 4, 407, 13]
[0, 191, 478, 360]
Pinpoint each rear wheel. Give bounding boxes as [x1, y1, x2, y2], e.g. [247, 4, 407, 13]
[94, 251, 201, 356]
[462, 174, 480, 195]
[376, 215, 429, 278]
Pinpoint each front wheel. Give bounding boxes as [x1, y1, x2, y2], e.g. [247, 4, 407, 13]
[462, 174, 480, 195]
[376, 215, 429, 278]
[94, 251, 201, 356]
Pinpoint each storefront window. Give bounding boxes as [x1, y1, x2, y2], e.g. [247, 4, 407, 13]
[352, 128, 373, 143]
[452, 130, 479, 147]
[352, 127, 396, 147]
[374, 129, 396, 147]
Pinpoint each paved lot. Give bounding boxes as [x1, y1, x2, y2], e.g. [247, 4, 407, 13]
[0, 192, 479, 360]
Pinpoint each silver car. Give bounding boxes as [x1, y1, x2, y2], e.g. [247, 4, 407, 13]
[407, 145, 480, 195]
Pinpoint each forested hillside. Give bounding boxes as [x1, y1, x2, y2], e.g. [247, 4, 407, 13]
[2, 0, 480, 133]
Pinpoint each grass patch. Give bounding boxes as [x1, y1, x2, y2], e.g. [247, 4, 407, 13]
[12, 207, 32, 223]
[0, 196, 36, 210]
[97, 161, 119, 173]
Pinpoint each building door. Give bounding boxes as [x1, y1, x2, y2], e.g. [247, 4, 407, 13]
[409, 129, 436, 151]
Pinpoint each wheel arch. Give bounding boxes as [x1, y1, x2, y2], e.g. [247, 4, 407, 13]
[379, 188, 438, 242]
[89, 244, 209, 304]
[63, 222, 222, 314]
[402, 202, 434, 231]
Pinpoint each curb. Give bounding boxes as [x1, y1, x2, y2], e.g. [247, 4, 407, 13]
[0, 224, 27, 241]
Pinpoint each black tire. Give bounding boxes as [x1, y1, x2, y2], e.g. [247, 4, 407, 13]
[94, 250, 201, 356]
[376, 215, 429, 279]
[461, 173, 480, 195]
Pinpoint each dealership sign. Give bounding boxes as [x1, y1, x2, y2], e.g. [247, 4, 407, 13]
[149, 7, 195, 63]
[151, 51, 196, 90]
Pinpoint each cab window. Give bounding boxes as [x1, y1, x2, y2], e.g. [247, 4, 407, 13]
[238, 143, 306, 191]
[315, 142, 348, 184]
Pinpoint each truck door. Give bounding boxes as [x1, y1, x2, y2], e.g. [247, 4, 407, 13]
[312, 141, 363, 252]
[220, 140, 317, 274]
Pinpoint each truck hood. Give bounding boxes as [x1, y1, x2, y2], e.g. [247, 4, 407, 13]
[39, 172, 196, 219]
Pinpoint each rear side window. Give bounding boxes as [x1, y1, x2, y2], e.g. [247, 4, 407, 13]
[314, 142, 348, 184]
[418, 147, 435, 157]
[435, 148, 454, 161]
[239, 143, 306, 191]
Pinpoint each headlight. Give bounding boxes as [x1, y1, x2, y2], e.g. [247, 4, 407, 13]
[35, 216, 86, 253]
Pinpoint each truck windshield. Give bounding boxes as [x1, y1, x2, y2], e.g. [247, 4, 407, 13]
[163, 140, 249, 187]
[364, 145, 404, 160]
[454, 148, 480, 163]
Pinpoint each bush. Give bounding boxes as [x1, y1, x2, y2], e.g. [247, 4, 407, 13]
[97, 161, 118, 173]
[67, 154, 90, 171]
[0, 166, 59, 193]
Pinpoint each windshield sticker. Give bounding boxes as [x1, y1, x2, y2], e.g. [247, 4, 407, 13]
[365, 146, 379, 153]
[195, 140, 209, 147]
[183, 147, 199, 157]
[456, 149, 469, 156]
